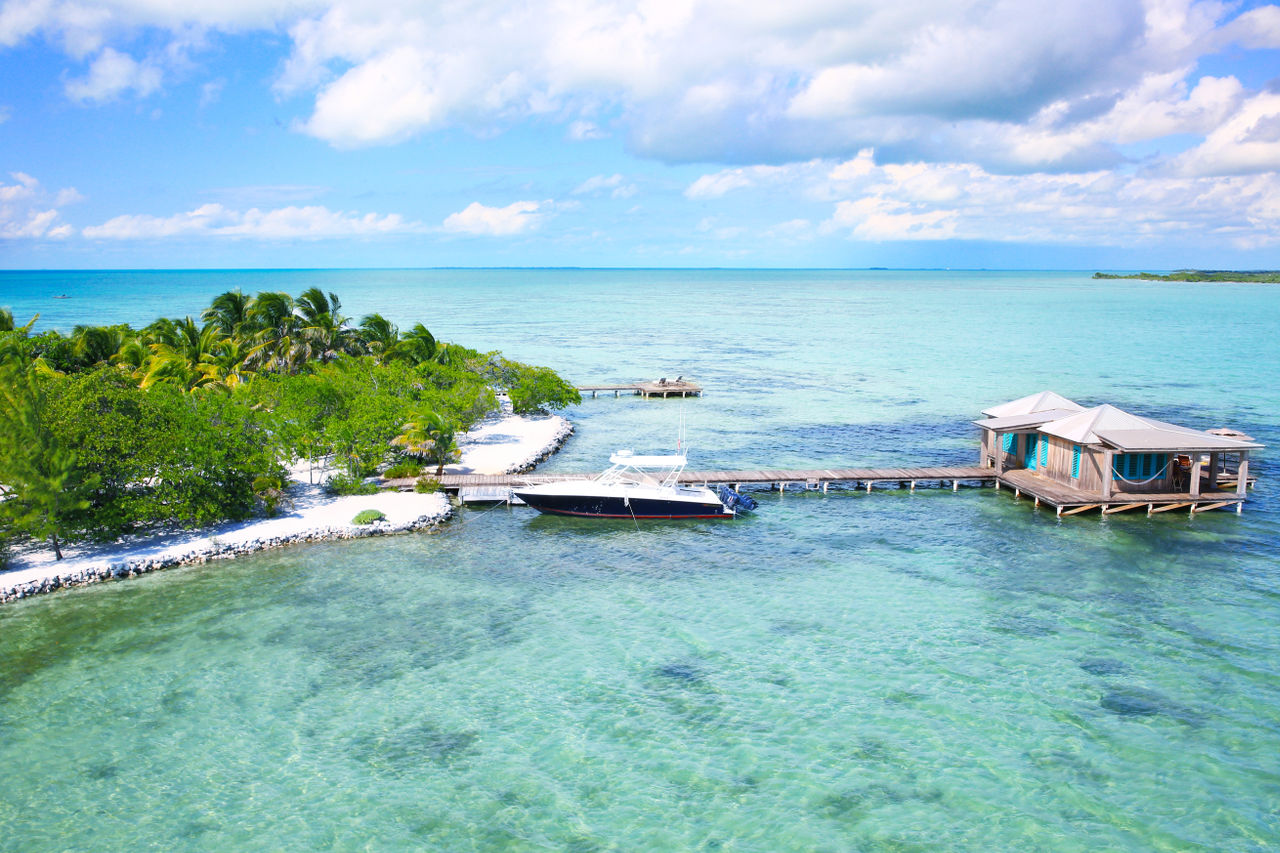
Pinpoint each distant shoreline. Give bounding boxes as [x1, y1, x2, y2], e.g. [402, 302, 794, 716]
[1094, 270, 1280, 283]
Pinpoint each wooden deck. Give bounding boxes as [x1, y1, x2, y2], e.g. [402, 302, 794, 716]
[577, 380, 703, 398]
[996, 468, 1248, 515]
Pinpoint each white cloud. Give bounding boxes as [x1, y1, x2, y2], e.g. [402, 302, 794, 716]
[0, 172, 76, 239]
[82, 203, 417, 239]
[685, 164, 802, 199]
[65, 47, 162, 102]
[573, 173, 637, 198]
[567, 120, 607, 140]
[811, 154, 1280, 247]
[441, 200, 541, 236]
[1171, 90, 1280, 176]
[688, 150, 1280, 248]
[3, 0, 1279, 180]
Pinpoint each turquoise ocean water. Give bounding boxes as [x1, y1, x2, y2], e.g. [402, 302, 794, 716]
[0, 270, 1277, 850]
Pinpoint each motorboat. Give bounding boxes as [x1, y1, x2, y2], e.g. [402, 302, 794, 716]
[512, 450, 756, 519]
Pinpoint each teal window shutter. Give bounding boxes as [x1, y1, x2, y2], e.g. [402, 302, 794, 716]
[1113, 454, 1123, 478]
[1071, 445, 1081, 478]
[1002, 433, 1013, 452]
[1040, 438, 1049, 467]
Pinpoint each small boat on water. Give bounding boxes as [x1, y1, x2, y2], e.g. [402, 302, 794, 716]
[513, 450, 757, 519]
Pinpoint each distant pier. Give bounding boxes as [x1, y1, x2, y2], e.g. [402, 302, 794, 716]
[577, 379, 703, 398]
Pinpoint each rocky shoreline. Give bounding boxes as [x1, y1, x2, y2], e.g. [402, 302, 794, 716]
[1, 413, 575, 606]
[0, 507, 451, 604]
[503, 418, 574, 473]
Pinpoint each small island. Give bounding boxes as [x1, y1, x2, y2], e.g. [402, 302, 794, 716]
[0, 287, 581, 597]
[1093, 270, 1280, 282]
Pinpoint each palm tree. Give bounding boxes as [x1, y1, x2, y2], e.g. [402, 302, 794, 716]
[391, 409, 461, 476]
[70, 325, 129, 368]
[297, 287, 357, 362]
[140, 316, 226, 391]
[109, 336, 150, 382]
[358, 313, 399, 361]
[245, 292, 301, 373]
[201, 336, 264, 390]
[391, 322, 437, 365]
[0, 309, 37, 336]
[202, 289, 254, 336]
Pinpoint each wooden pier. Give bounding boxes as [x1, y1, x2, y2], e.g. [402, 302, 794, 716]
[577, 379, 703, 398]
[388, 463, 1253, 516]
[393, 466, 997, 492]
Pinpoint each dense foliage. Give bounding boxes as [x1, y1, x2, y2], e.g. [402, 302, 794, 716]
[0, 288, 579, 558]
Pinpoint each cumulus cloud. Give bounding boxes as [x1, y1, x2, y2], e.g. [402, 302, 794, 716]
[441, 201, 541, 236]
[4, 0, 1280, 181]
[684, 150, 1280, 248]
[1171, 90, 1280, 175]
[82, 203, 417, 239]
[65, 47, 162, 101]
[0, 172, 77, 239]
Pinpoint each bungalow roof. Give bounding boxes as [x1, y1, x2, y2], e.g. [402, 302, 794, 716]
[1039, 404, 1263, 452]
[972, 409, 1084, 431]
[981, 391, 1084, 419]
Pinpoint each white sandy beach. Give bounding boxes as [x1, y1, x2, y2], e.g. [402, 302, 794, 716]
[0, 411, 572, 603]
[446, 411, 573, 475]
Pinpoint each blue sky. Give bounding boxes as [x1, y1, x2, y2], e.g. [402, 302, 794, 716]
[2, 0, 1280, 269]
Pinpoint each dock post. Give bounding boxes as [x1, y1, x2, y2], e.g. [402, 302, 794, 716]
[952, 480, 958, 491]
[1034, 496, 1039, 507]
[1237, 501, 1243, 514]
[614, 389, 619, 397]
[910, 481, 916, 493]
[865, 481, 872, 493]
[1015, 488, 1020, 499]
[822, 482, 828, 493]
[1056, 505, 1063, 517]
[1237, 453, 1249, 497]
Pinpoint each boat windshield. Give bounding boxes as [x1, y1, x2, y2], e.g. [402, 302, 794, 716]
[597, 451, 687, 488]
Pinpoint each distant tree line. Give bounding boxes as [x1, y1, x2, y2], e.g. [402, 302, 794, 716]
[0, 289, 580, 562]
[1093, 271, 1280, 282]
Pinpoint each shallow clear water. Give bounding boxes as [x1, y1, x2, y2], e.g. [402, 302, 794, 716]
[1, 270, 1278, 850]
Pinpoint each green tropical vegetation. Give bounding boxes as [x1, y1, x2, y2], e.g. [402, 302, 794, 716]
[0, 288, 579, 561]
[1093, 270, 1280, 282]
[352, 509, 387, 525]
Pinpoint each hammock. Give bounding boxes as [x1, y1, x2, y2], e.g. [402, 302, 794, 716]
[1113, 460, 1171, 486]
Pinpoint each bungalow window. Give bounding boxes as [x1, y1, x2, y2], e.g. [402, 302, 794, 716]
[1112, 453, 1169, 481]
[1071, 445, 1081, 478]
[1001, 433, 1018, 453]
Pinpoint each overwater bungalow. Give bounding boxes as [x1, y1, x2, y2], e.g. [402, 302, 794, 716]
[975, 391, 1261, 513]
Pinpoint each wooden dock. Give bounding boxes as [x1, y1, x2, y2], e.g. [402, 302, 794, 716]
[577, 379, 703, 398]
[388, 463, 1253, 517]
[392, 466, 996, 492]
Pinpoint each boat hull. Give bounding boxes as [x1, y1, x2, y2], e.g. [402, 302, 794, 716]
[512, 490, 731, 519]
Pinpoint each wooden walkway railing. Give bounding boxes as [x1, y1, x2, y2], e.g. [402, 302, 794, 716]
[389, 466, 997, 492]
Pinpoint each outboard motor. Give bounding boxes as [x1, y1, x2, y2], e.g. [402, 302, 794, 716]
[717, 484, 759, 513]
